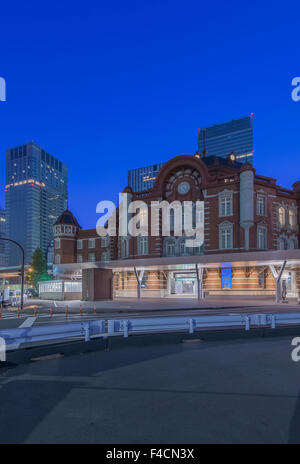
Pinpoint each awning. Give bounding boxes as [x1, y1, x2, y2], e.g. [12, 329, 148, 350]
[54, 249, 300, 274]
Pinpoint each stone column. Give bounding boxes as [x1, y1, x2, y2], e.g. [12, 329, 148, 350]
[240, 166, 254, 250]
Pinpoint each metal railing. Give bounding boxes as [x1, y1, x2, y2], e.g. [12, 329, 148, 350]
[0, 320, 105, 350]
[1, 312, 300, 351]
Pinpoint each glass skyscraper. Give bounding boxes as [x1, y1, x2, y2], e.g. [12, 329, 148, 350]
[128, 162, 165, 192]
[5, 141, 68, 266]
[0, 209, 6, 266]
[198, 115, 253, 164]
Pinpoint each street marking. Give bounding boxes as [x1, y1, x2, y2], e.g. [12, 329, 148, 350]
[18, 316, 37, 328]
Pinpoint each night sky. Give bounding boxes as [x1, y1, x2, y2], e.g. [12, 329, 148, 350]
[1, 0, 300, 228]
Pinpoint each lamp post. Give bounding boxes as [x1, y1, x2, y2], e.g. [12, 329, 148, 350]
[0, 238, 25, 310]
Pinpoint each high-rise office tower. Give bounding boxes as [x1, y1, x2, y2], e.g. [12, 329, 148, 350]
[128, 162, 165, 192]
[0, 208, 6, 266]
[5, 141, 68, 266]
[198, 115, 254, 164]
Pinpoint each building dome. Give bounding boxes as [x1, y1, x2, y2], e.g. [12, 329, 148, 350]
[123, 186, 133, 194]
[54, 210, 81, 229]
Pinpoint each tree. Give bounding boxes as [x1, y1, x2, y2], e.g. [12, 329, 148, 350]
[27, 248, 50, 289]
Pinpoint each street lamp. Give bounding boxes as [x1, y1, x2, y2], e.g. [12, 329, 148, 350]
[0, 238, 25, 310]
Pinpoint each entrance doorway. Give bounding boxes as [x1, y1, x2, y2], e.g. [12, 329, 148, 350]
[170, 272, 197, 296]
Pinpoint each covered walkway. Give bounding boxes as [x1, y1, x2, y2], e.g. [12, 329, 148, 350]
[53, 250, 300, 304]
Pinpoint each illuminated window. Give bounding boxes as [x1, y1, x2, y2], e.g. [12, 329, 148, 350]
[278, 207, 285, 226]
[289, 209, 296, 228]
[64, 282, 82, 293]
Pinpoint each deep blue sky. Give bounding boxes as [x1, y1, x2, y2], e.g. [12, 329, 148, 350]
[1, 0, 300, 228]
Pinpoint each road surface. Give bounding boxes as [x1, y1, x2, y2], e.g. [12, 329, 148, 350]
[0, 335, 300, 443]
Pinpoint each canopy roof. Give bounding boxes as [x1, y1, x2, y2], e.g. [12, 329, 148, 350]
[55, 249, 300, 274]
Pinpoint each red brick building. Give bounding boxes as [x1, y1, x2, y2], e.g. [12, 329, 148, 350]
[51, 153, 300, 301]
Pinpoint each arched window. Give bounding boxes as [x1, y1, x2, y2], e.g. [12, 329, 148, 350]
[278, 207, 285, 227]
[289, 209, 296, 228]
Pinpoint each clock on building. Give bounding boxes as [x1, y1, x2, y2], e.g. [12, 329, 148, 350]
[177, 181, 190, 194]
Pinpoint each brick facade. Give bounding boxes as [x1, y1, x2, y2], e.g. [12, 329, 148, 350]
[53, 153, 300, 299]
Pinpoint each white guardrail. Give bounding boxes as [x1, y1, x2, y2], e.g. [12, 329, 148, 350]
[1, 313, 300, 351]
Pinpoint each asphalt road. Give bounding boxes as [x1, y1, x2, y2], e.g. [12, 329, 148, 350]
[1, 296, 300, 330]
[1, 335, 300, 443]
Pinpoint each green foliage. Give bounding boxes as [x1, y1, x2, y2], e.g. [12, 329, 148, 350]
[27, 248, 50, 288]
